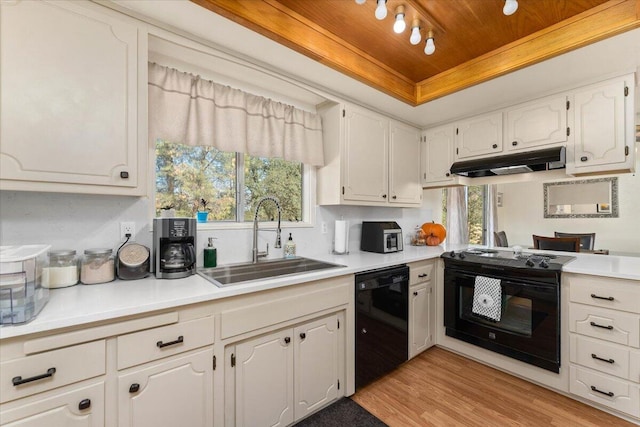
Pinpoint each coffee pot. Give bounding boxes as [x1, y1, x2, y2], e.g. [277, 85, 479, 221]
[153, 218, 197, 279]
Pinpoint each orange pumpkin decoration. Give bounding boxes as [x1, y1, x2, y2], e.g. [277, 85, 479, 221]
[421, 222, 446, 246]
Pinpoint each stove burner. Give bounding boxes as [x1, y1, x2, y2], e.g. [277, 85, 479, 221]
[444, 249, 575, 270]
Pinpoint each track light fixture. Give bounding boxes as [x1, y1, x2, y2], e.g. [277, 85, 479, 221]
[424, 30, 435, 55]
[374, 0, 387, 20]
[503, 0, 518, 16]
[393, 6, 406, 33]
[409, 19, 421, 45]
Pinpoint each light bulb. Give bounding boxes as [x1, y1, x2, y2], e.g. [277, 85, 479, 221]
[393, 8, 406, 34]
[503, 0, 518, 16]
[409, 21, 421, 45]
[374, 0, 387, 20]
[355, 0, 366, 4]
[424, 32, 435, 55]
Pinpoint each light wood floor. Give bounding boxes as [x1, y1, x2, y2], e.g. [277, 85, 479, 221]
[352, 347, 636, 427]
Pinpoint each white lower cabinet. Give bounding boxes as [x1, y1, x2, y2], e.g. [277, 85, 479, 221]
[0, 381, 104, 427]
[408, 260, 435, 359]
[228, 313, 343, 427]
[118, 348, 214, 427]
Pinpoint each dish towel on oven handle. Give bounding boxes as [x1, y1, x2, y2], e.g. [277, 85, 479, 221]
[472, 275, 502, 322]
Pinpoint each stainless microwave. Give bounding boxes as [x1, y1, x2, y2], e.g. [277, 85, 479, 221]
[360, 221, 403, 253]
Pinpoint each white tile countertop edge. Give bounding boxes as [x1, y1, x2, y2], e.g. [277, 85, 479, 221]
[1, 244, 638, 340]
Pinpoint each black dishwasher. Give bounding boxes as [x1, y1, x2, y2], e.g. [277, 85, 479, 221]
[355, 264, 409, 389]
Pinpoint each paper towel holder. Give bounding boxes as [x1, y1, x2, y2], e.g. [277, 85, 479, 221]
[332, 219, 349, 255]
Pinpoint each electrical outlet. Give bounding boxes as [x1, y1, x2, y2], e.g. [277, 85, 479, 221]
[321, 222, 328, 234]
[120, 222, 135, 240]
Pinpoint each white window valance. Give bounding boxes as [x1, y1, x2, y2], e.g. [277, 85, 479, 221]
[148, 62, 324, 166]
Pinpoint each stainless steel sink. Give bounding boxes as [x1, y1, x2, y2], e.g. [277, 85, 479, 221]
[197, 257, 346, 287]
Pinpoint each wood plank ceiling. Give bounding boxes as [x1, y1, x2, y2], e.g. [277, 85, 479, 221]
[192, 0, 640, 106]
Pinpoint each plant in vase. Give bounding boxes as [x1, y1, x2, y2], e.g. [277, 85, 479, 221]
[160, 204, 176, 218]
[196, 198, 209, 223]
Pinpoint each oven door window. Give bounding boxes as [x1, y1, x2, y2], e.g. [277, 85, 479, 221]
[460, 285, 544, 336]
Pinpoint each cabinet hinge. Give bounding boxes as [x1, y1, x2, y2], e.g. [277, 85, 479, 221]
[423, 172, 426, 180]
[342, 186, 345, 195]
[342, 109, 345, 117]
[456, 147, 459, 155]
[625, 146, 629, 156]
[213, 355, 217, 370]
[231, 353, 236, 368]
[455, 128, 459, 135]
[624, 86, 629, 97]
[337, 319, 340, 329]
[566, 100, 570, 110]
[566, 127, 570, 137]
[337, 379, 340, 390]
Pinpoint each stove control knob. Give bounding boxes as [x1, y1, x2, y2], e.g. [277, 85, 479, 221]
[525, 259, 535, 267]
[449, 251, 456, 258]
[459, 252, 466, 259]
[539, 260, 549, 269]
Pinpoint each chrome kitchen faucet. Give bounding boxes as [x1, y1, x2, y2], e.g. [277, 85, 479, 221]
[252, 196, 282, 263]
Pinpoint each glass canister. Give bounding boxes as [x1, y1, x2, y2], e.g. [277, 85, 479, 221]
[43, 249, 78, 288]
[80, 248, 115, 285]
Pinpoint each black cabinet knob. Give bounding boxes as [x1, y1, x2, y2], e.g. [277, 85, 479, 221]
[300, 332, 306, 340]
[120, 171, 129, 179]
[580, 156, 588, 162]
[445, 172, 450, 177]
[78, 399, 91, 411]
[512, 141, 518, 146]
[382, 194, 387, 199]
[129, 383, 140, 393]
[413, 291, 418, 296]
[392, 195, 397, 199]
[492, 144, 498, 149]
[284, 337, 291, 344]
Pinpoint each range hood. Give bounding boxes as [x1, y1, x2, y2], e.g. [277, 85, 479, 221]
[450, 147, 566, 178]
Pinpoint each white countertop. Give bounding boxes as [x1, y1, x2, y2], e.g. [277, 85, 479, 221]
[2, 244, 638, 340]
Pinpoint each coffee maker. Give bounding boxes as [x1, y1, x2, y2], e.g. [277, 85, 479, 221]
[153, 218, 197, 279]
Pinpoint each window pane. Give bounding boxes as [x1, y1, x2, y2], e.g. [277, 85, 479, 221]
[467, 185, 484, 244]
[155, 141, 236, 220]
[244, 156, 302, 222]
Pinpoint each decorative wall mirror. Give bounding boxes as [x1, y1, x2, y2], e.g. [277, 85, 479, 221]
[543, 177, 618, 218]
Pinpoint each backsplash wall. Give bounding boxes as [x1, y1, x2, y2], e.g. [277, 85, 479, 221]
[0, 189, 441, 266]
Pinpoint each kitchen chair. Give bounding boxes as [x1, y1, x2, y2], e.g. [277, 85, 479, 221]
[493, 231, 509, 247]
[532, 235, 581, 252]
[554, 232, 595, 251]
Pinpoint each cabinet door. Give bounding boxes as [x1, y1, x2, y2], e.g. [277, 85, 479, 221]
[421, 125, 455, 185]
[0, 382, 104, 427]
[0, 0, 139, 190]
[506, 95, 567, 151]
[409, 284, 433, 359]
[118, 349, 213, 427]
[570, 76, 632, 172]
[389, 121, 422, 205]
[234, 330, 294, 427]
[342, 106, 389, 203]
[455, 112, 503, 160]
[294, 314, 339, 420]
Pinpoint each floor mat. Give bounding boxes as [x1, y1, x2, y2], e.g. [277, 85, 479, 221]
[294, 397, 388, 427]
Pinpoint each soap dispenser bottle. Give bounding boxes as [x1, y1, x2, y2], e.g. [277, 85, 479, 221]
[204, 237, 217, 268]
[284, 233, 296, 258]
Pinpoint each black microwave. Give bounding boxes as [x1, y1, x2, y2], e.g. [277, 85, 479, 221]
[360, 221, 403, 254]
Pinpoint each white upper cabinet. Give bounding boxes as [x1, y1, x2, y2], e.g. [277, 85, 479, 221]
[567, 74, 635, 175]
[505, 95, 568, 152]
[389, 120, 422, 204]
[342, 105, 389, 203]
[455, 112, 503, 160]
[421, 124, 456, 187]
[0, 0, 147, 195]
[317, 103, 421, 207]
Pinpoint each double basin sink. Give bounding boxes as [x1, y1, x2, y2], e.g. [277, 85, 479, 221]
[197, 257, 346, 287]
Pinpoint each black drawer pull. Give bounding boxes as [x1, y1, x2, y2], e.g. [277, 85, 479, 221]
[382, 194, 387, 199]
[78, 399, 91, 410]
[12, 367, 56, 386]
[156, 335, 184, 348]
[418, 273, 428, 278]
[413, 291, 418, 296]
[590, 321, 613, 330]
[300, 332, 306, 340]
[590, 294, 614, 301]
[591, 353, 615, 364]
[284, 336, 291, 344]
[120, 171, 129, 179]
[580, 156, 588, 162]
[590, 385, 614, 397]
[129, 383, 140, 393]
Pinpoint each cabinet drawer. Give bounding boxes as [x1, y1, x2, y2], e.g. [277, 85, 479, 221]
[570, 334, 634, 381]
[569, 275, 640, 314]
[409, 262, 433, 285]
[570, 365, 640, 418]
[117, 316, 214, 370]
[569, 303, 640, 348]
[0, 340, 105, 403]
